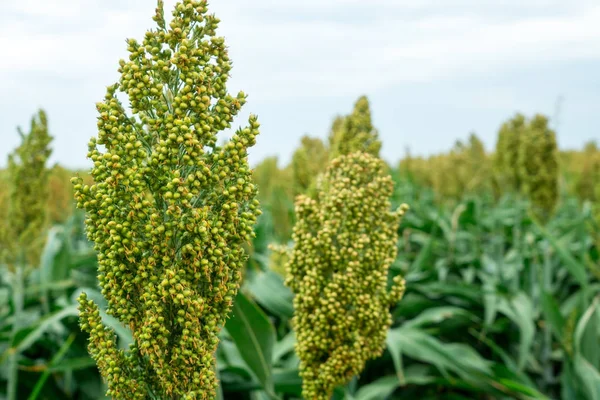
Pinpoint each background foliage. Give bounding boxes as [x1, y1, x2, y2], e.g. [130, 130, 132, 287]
[1, 101, 599, 399]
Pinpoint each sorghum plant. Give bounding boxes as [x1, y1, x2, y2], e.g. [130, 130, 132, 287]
[253, 156, 284, 204]
[72, 1, 260, 398]
[289, 135, 329, 196]
[398, 149, 434, 188]
[47, 164, 78, 223]
[518, 114, 559, 220]
[0, 109, 52, 271]
[284, 152, 408, 399]
[253, 157, 295, 242]
[573, 141, 600, 202]
[329, 96, 381, 159]
[0, 109, 52, 400]
[495, 113, 526, 192]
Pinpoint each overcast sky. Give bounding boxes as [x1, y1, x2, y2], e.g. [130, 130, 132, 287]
[1, 0, 599, 169]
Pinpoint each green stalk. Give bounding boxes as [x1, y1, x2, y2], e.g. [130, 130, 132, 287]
[541, 245, 554, 390]
[7, 263, 25, 400]
[28, 333, 76, 400]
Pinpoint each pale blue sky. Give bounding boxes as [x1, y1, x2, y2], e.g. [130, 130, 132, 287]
[0, 0, 598, 169]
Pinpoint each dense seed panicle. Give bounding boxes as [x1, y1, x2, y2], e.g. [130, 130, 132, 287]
[329, 96, 381, 159]
[1, 110, 52, 271]
[495, 113, 526, 192]
[573, 142, 600, 202]
[518, 114, 559, 220]
[284, 152, 407, 399]
[71, 1, 260, 398]
[289, 135, 329, 196]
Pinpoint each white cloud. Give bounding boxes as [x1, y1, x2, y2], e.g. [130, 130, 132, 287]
[1, 0, 599, 100]
[0, 0, 598, 167]
[3, 0, 82, 18]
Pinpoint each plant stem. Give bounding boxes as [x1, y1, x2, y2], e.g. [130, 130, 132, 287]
[541, 244, 554, 391]
[8, 263, 25, 400]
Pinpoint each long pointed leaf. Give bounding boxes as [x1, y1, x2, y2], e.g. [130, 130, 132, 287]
[225, 292, 276, 397]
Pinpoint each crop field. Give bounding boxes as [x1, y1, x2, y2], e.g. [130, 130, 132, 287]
[1, 1, 599, 400]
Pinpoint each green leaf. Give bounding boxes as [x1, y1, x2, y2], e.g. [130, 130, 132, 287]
[497, 292, 535, 371]
[574, 294, 600, 375]
[273, 331, 296, 364]
[482, 279, 499, 328]
[70, 266, 99, 289]
[408, 233, 435, 274]
[10, 304, 79, 353]
[47, 357, 98, 372]
[387, 326, 492, 385]
[24, 279, 76, 296]
[574, 355, 600, 400]
[386, 330, 405, 385]
[218, 339, 249, 370]
[245, 271, 294, 319]
[225, 291, 276, 397]
[273, 369, 302, 396]
[354, 376, 399, 400]
[28, 333, 76, 400]
[411, 282, 481, 304]
[574, 295, 600, 355]
[402, 306, 474, 329]
[38, 227, 69, 284]
[540, 291, 567, 341]
[535, 221, 588, 287]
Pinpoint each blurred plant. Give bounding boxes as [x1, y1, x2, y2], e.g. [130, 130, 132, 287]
[253, 157, 295, 243]
[0, 213, 113, 400]
[1, 110, 52, 272]
[329, 96, 381, 159]
[284, 152, 408, 399]
[47, 164, 77, 224]
[253, 157, 283, 201]
[289, 135, 329, 196]
[495, 113, 526, 192]
[72, 0, 260, 398]
[518, 114, 559, 221]
[0, 109, 52, 400]
[404, 133, 492, 204]
[0, 170, 8, 243]
[572, 141, 600, 202]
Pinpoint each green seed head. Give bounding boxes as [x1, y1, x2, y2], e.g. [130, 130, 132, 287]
[72, 1, 260, 398]
[329, 96, 381, 159]
[0, 110, 52, 272]
[518, 114, 559, 220]
[285, 152, 407, 399]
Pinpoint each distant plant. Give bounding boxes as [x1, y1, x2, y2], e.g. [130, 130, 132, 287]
[0, 109, 52, 400]
[329, 96, 381, 159]
[289, 135, 329, 196]
[253, 156, 285, 203]
[495, 113, 526, 192]
[253, 157, 295, 242]
[47, 164, 77, 223]
[72, 0, 260, 398]
[0, 109, 52, 271]
[573, 141, 600, 202]
[518, 114, 559, 220]
[407, 133, 491, 203]
[398, 148, 433, 189]
[468, 132, 487, 169]
[284, 152, 407, 399]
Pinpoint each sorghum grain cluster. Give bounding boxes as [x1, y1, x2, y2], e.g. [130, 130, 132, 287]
[518, 114, 559, 220]
[284, 152, 407, 399]
[329, 96, 381, 159]
[72, 1, 260, 398]
[1, 110, 52, 271]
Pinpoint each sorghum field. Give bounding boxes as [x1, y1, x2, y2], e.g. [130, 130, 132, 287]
[1, 1, 599, 400]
